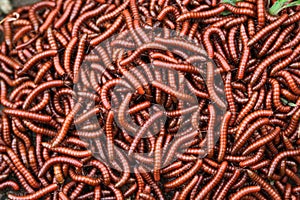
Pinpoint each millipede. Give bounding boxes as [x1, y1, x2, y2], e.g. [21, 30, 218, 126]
[247, 13, 288, 46]
[247, 170, 281, 200]
[0, 0, 299, 199]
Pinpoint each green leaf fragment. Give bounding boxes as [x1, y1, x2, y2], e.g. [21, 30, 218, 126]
[269, 0, 288, 15]
[284, 0, 300, 8]
[269, 0, 300, 15]
[288, 102, 297, 107]
[221, 10, 232, 15]
[281, 97, 288, 105]
[220, 0, 241, 5]
[220, 0, 236, 5]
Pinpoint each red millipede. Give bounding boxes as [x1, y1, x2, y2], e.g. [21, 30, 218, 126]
[248, 14, 288, 46]
[120, 43, 167, 66]
[71, 4, 109, 37]
[0, 53, 22, 70]
[211, 18, 234, 30]
[8, 184, 58, 200]
[42, 143, 92, 158]
[195, 161, 228, 200]
[151, 80, 196, 103]
[176, 5, 225, 21]
[29, 90, 50, 112]
[250, 48, 292, 86]
[73, 33, 87, 83]
[218, 111, 231, 162]
[247, 170, 281, 199]
[39, 0, 63, 33]
[228, 26, 239, 63]
[53, 164, 64, 184]
[224, 73, 236, 125]
[6, 147, 40, 189]
[239, 145, 265, 167]
[214, 52, 231, 72]
[38, 156, 82, 178]
[128, 111, 164, 155]
[138, 166, 164, 200]
[258, 28, 280, 57]
[17, 49, 57, 75]
[154, 37, 206, 56]
[3, 154, 34, 193]
[51, 102, 82, 147]
[223, 4, 256, 17]
[28, 146, 38, 175]
[269, 78, 291, 113]
[237, 24, 250, 80]
[3, 108, 52, 122]
[285, 168, 300, 185]
[163, 130, 198, 166]
[230, 186, 261, 200]
[231, 118, 270, 154]
[154, 59, 203, 74]
[53, 30, 68, 47]
[3, 18, 12, 50]
[134, 167, 144, 199]
[87, 159, 110, 186]
[257, 0, 265, 28]
[216, 169, 241, 200]
[118, 65, 145, 95]
[69, 0, 83, 22]
[22, 80, 65, 109]
[64, 36, 78, 78]
[117, 93, 138, 134]
[236, 110, 273, 139]
[224, 16, 247, 29]
[283, 11, 300, 25]
[236, 91, 258, 124]
[207, 62, 226, 109]
[268, 25, 295, 54]
[12, 25, 32, 43]
[105, 110, 115, 161]
[282, 108, 300, 136]
[122, 9, 143, 46]
[34, 61, 52, 84]
[282, 30, 300, 49]
[164, 159, 202, 189]
[268, 149, 300, 178]
[96, 0, 129, 26]
[178, 175, 199, 200]
[69, 168, 101, 186]
[270, 42, 300, 76]
[54, 1, 74, 29]
[157, 6, 180, 21]
[154, 129, 164, 182]
[2, 114, 11, 146]
[0, 181, 20, 191]
[276, 70, 300, 95]
[203, 26, 226, 59]
[90, 15, 123, 46]
[17, 140, 29, 167]
[207, 104, 216, 158]
[243, 127, 280, 155]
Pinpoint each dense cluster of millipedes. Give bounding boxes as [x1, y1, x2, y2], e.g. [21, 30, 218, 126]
[0, 0, 299, 199]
